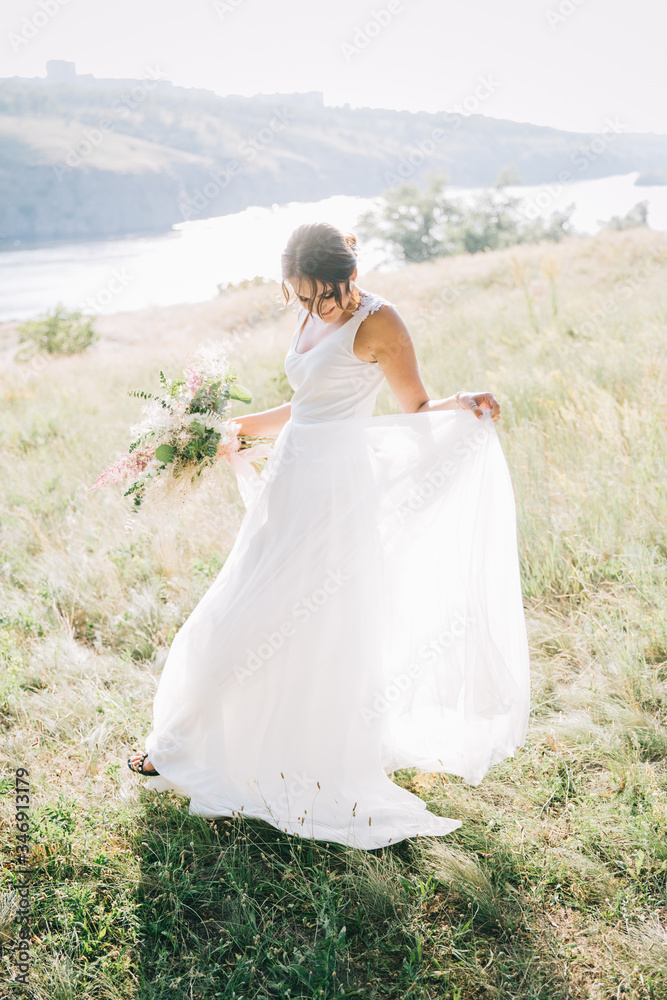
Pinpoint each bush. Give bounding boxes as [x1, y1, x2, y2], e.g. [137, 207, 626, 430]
[598, 199, 649, 232]
[357, 170, 463, 264]
[15, 305, 98, 359]
[358, 169, 577, 264]
[217, 275, 271, 295]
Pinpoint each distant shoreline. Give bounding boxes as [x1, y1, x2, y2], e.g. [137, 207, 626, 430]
[2, 74, 667, 244]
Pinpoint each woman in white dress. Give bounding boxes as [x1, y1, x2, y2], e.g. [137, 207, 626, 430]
[128, 222, 530, 851]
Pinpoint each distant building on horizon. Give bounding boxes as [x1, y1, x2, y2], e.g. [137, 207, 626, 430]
[9, 59, 176, 92]
[5, 61, 326, 108]
[45, 59, 92, 84]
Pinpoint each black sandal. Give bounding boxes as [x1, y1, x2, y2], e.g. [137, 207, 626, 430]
[127, 751, 159, 776]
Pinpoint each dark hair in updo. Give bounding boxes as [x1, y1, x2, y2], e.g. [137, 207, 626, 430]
[281, 222, 361, 318]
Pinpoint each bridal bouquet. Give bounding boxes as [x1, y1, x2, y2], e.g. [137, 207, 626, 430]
[88, 344, 271, 512]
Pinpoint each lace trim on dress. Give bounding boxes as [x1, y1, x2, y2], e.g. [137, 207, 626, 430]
[355, 292, 391, 323]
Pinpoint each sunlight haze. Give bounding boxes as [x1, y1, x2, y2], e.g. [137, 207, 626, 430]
[2, 0, 665, 133]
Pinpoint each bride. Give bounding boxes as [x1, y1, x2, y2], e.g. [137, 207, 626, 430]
[128, 222, 530, 850]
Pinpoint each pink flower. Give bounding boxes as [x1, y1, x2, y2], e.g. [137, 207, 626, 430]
[88, 447, 154, 491]
[184, 363, 203, 397]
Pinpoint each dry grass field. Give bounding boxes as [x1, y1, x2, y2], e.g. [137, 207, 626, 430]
[0, 225, 666, 998]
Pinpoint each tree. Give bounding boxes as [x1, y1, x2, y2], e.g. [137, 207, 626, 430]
[359, 170, 577, 263]
[357, 171, 463, 264]
[598, 200, 649, 232]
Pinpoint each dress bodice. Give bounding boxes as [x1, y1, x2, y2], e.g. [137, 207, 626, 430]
[284, 291, 391, 423]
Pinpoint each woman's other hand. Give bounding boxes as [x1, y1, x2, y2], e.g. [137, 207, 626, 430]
[456, 392, 501, 422]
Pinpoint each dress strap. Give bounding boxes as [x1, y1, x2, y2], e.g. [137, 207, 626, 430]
[342, 292, 392, 356]
[353, 291, 392, 324]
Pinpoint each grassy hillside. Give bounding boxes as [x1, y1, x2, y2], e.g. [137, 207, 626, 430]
[0, 114, 212, 173]
[0, 227, 666, 998]
[2, 77, 667, 241]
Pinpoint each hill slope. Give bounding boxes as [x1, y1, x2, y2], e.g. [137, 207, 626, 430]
[1, 76, 666, 241]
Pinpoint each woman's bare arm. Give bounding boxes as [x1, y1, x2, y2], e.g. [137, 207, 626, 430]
[355, 305, 500, 421]
[233, 403, 291, 437]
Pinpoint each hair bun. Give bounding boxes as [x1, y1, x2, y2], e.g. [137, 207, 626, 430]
[344, 232, 359, 256]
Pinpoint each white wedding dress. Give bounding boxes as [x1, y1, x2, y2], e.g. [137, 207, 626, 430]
[143, 291, 530, 850]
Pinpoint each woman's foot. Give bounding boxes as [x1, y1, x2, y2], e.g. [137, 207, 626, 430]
[127, 751, 159, 776]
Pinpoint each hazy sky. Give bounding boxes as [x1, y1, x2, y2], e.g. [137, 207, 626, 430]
[2, 0, 664, 134]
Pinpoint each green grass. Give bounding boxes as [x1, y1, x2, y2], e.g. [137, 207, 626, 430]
[1, 226, 666, 998]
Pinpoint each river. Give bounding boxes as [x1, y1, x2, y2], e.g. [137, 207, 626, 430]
[1, 173, 665, 322]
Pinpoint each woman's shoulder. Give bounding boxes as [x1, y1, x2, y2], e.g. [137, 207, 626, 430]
[353, 292, 409, 362]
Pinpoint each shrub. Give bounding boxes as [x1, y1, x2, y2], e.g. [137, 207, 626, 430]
[15, 305, 98, 358]
[598, 199, 649, 232]
[358, 169, 577, 264]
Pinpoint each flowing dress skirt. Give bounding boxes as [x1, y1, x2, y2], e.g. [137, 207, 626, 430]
[144, 410, 530, 850]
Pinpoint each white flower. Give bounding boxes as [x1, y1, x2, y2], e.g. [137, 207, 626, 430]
[186, 342, 231, 384]
[130, 398, 173, 440]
